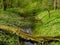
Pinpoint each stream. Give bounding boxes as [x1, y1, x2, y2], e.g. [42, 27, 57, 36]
[21, 25, 33, 45]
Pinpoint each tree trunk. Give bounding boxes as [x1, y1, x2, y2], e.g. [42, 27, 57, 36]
[54, 0, 58, 10]
[3, 0, 7, 11]
[47, 8, 50, 18]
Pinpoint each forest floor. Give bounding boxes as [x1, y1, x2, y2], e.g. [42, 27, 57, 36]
[0, 9, 60, 45]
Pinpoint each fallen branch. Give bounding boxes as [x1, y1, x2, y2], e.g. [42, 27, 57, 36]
[0, 25, 60, 43]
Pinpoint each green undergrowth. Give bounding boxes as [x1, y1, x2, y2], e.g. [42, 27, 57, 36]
[34, 9, 60, 36]
[0, 30, 19, 45]
[0, 9, 30, 27]
[0, 10, 21, 45]
[0, 9, 34, 45]
[0, 9, 60, 45]
[33, 10, 60, 45]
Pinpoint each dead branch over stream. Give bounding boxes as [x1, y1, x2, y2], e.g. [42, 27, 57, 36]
[0, 25, 60, 43]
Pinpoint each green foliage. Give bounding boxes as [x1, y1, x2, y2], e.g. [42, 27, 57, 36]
[0, 0, 60, 45]
[34, 10, 60, 36]
[0, 0, 56, 11]
[0, 31, 19, 45]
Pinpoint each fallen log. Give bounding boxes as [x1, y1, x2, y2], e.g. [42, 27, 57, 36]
[0, 25, 60, 43]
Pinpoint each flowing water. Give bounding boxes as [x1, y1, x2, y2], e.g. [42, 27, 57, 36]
[21, 25, 33, 45]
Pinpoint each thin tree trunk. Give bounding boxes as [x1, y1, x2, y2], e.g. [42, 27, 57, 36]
[47, 9, 50, 18]
[54, 0, 58, 10]
[3, 0, 7, 11]
[10, 0, 13, 8]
